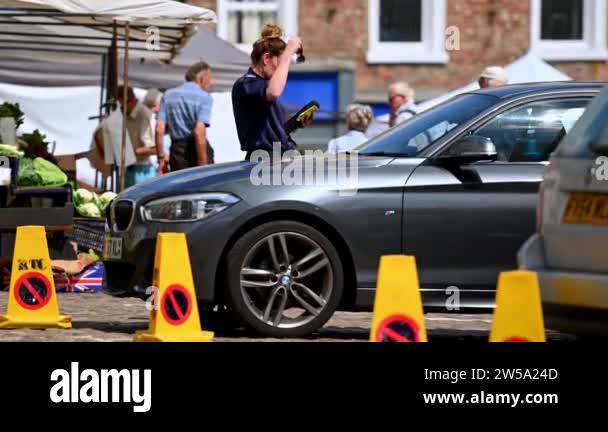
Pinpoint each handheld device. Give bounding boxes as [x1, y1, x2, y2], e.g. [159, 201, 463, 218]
[284, 101, 320, 134]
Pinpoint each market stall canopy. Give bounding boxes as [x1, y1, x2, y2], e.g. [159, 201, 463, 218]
[126, 25, 250, 92]
[0, 0, 217, 62]
[416, 53, 572, 112]
[0, 18, 249, 92]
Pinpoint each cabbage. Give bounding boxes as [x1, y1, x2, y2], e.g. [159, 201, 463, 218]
[77, 202, 101, 218]
[99, 191, 117, 206]
[73, 189, 117, 218]
[98, 191, 117, 217]
[74, 189, 94, 206]
[92, 192, 101, 209]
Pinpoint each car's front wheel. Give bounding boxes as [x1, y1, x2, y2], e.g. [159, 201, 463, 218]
[226, 221, 344, 338]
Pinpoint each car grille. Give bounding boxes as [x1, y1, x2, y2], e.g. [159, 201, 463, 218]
[113, 200, 135, 232]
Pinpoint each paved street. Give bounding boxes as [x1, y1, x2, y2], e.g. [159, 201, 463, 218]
[0, 291, 576, 342]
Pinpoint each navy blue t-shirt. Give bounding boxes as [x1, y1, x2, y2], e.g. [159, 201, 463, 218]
[232, 68, 297, 154]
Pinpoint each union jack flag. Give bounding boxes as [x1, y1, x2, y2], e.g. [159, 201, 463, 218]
[55, 264, 104, 293]
[0, 263, 104, 293]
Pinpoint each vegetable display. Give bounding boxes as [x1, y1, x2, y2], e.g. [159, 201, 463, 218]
[17, 157, 67, 187]
[0, 102, 25, 129]
[19, 129, 57, 164]
[98, 192, 117, 214]
[77, 202, 102, 218]
[0, 143, 23, 157]
[74, 189, 117, 218]
[73, 188, 94, 206]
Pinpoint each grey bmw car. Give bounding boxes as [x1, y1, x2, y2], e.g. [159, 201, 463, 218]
[104, 82, 604, 337]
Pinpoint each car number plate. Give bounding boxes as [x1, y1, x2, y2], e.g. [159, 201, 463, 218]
[103, 236, 123, 260]
[563, 192, 608, 225]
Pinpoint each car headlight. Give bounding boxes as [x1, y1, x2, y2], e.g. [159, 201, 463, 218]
[141, 193, 240, 222]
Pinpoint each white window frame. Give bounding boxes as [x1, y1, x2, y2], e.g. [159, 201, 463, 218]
[367, 0, 448, 64]
[530, 0, 608, 61]
[217, 0, 298, 53]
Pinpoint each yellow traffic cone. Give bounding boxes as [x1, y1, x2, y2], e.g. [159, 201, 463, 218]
[370, 256, 427, 342]
[134, 233, 214, 342]
[490, 271, 546, 342]
[0, 226, 71, 329]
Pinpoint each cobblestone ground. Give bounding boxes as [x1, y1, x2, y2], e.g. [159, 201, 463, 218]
[0, 292, 576, 342]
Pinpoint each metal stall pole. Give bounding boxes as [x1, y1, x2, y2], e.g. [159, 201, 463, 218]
[96, 53, 107, 190]
[111, 22, 119, 106]
[99, 53, 106, 121]
[106, 51, 116, 114]
[119, 21, 130, 193]
[108, 21, 120, 192]
[109, 21, 119, 192]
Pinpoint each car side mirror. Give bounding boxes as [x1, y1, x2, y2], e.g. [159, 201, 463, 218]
[591, 140, 608, 156]
[437, 135, 498, 165]
[589, 121, 608, 155]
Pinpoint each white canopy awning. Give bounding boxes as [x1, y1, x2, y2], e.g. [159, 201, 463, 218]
[0, 25, 249, 92]
[0, 0, 217, 62]
[0, 1, 218, 191]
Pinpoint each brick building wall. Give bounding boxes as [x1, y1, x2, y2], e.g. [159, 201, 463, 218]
[189, 0, 608, 99]
[299, 0, 532, 98]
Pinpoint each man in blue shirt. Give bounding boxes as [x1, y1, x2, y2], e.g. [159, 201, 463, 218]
[155, 61, 214, 173]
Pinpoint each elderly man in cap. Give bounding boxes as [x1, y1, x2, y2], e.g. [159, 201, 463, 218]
[366, 81, 419, 138]
[479, 66, 508, 89]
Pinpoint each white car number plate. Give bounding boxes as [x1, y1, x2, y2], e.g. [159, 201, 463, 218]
[103, 236, 123, 260]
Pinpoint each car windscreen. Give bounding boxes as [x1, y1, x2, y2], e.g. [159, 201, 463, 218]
[555, 86, 608, 158]
[357, 94, 497, 157]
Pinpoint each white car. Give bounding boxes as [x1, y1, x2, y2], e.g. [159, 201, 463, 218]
[519, 85, 608, 335]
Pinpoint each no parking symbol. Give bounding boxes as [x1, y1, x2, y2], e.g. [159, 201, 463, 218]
[14, 272, 52, 310]
[375, 315, 421, 343]
[161, 285, 193, 326]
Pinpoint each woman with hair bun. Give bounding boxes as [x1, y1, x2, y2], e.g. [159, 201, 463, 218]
[232, 24, 308, 160]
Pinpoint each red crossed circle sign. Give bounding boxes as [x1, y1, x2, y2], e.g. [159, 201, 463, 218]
[504, 337, 530, 343]
[375, 315, 421, 342]
[161, 284, 193, 326]
[14, 272, 52, 310]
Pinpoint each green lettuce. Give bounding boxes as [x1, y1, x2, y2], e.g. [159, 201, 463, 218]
[17, 157, 67, 187]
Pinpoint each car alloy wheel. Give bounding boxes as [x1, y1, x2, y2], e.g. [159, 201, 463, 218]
[240, 232, 333, 329]
[226, 221, 343, 337]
